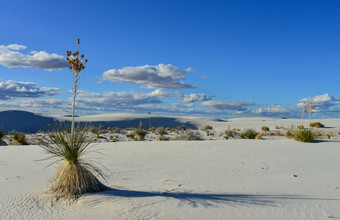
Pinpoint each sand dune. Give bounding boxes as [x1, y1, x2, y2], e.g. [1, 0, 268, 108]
[1, 117, 340, 219]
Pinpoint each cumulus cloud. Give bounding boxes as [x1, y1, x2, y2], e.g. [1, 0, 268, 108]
[297, 93, 340, 118]
[0, 80, 60, 100]
[298, 93, 340, 107]
[75, 89, 179, 110]
[181, 93, 212, 103]
[252, 105, 288, 114]
[0, 44, 68, 71]
[202, 100, 255, 111]
[102, 64, 196, 89]
[0, 98, 68, 115]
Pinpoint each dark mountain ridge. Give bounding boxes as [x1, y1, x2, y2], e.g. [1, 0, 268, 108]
[0, 110, 197, 133]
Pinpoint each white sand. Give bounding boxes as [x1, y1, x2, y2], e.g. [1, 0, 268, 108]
[1, 118, 340, 219]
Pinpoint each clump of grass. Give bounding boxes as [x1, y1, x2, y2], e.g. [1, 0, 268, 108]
[176, 130, 202, 140]
[40, 124, 106, 200]
[285, 129, 294, 138]
[297, 125, 304, 129]
[309, 122, 325, 128]
[224, 127, 240, 140]
[135, 129, 148, 141]
[240, 129, 258, 139]
[204, 125, 213, 130]
[255, 132, 264, 139]
[261, 126, 269, 132]
[12, 132, 27, 145]
[293, 128, 316, 143]
[325, 131, 336, 139]
[156, 127, 167, 141]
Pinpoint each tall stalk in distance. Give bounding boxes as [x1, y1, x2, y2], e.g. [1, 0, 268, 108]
[66, 39, 87, 139]
[307, 99, 316, 128]
[300, 102, 307, 127]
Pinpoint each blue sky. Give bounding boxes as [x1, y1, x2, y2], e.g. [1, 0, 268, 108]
[1, 0, 340, 118]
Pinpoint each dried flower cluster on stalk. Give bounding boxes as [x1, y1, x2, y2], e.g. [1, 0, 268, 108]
[66, 39, 88, 77]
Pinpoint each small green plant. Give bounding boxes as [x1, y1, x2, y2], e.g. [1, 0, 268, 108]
[13, 132, 26, 145]
[285, 129, 294, 138]
[240, 129, 258, 139]
[309, 122, 325, 128]
[293, 128, 316, 143]
[325, 131, 335, 139]
[135, 129, 148, 141]
[224, 127, 239, 139]
[204, 125, 213, 130]
[91, 127, 102, 138]
[261, 126, 269, 132]
[156, 127, 166, 136]
[297, 125, 304, 129]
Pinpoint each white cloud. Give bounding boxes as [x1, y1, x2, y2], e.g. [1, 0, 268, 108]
[0, 80, 60, 100]
[202, 100, 255, 111]
[6, 44, 27, 50]
[0, 44, 68, 71]
[75, 89, 179, 109]
[103, 64, 196, 89]
[297, 93, 340, 118]
[252, 105, 288, 114]
[299, 93, 340, 106]
[0, 98, 68, 115]
[182, 93, 212, 103]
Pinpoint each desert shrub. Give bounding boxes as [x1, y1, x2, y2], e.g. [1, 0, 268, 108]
[204, 125, 213, 130]
[224, 128, 239, 139]
[40, 124, 106, 199]
[293, 129, 316, 143]
[325, 131, 335, 139]
[91, 127, 101, 138]
[297, 125, 304, 129]
[13, 132, 26, 145]
[312, 130, 323, 137]
[148, 127, 156, 132]
[158, 135, 169, 141]
[309, 122, 325, 128]
[126, 133, 135, 140]
[240, 129, 258, 139]
[135, 129, 148, 141]
[176, 130, 202, 140]
[156, 127, 166, 136]
[261, 126, 269, 132]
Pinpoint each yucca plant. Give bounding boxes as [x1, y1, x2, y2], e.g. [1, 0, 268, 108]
[40, 124, 106, 199]
[240, 129, 258, 139]
[12, 132, 26, 145]
[293, 128, 316, 143]
[40, 39, 106, 200]
[135, 128, 148, 141]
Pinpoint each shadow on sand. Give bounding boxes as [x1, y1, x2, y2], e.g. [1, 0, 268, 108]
[92, 187, 339, 208]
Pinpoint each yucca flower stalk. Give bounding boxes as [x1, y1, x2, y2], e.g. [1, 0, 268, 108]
[307, 99, 316, 128]
[66, 38, 87, 139]
[300, 102, 307, 127]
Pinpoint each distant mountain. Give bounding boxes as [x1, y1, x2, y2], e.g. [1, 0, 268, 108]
[0, 110, 197, 133]
[0, 110, 58, 133]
